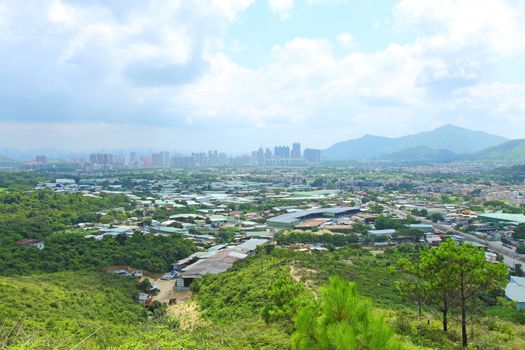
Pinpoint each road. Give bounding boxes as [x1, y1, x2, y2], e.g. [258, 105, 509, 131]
[434, 223, 525, 268]
[386, 206, 524, 268]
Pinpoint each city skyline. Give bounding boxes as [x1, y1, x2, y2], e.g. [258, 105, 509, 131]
[1, 1, 525, 151]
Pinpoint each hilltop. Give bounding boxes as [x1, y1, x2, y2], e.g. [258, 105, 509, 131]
[324, 124, 508, 161]
[466, 139, 525, 163]
[374, 146, 457, 164]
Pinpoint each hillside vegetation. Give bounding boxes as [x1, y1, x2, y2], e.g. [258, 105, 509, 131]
[2, 247, 524, 349]
[0, 272, 148, 349]
[467, 139, 525, 163]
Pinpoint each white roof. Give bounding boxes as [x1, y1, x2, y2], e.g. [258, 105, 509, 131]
[505, 276, 525, 303]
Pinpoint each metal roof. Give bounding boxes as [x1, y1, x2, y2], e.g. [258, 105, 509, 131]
[237, 238, 268, 251]
[506, 276, 525, 303]
[267, 206, 360, 224]
[479, 212, 525, 224]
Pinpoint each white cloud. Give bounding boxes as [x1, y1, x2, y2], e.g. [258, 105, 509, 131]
[2, 0, 525, 150]
[268, 0, 294, 20]
[337, 32, 356, 48]
[396, 0, 525, 55]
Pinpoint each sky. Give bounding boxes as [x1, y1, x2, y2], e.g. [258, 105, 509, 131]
[1, 0, 525, 153]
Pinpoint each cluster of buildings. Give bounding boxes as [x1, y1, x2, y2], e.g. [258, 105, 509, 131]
[251, 143, 321, 166]
[24, 165, 525, 310]
[23, 144, 324, 170]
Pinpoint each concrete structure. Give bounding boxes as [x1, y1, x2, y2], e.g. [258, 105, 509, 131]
[267, 207, 360, 228]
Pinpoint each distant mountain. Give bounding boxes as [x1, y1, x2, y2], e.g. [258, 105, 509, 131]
[466, 139, 525, 163]
[0, 154, 16, 166]
[374, 146, 457, 164]
[324, 124, 508, 160]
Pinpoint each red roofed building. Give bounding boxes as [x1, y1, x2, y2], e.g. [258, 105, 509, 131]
[16, 239, 45, 250]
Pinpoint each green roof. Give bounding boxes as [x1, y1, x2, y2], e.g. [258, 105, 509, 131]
[478, 212, 525, 224]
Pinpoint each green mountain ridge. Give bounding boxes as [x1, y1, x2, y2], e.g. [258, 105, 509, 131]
[374, 146, 457, 164]
[466, 139, 525, 163]
[0, 154, 15, 165]
[324, 124, 508, 160]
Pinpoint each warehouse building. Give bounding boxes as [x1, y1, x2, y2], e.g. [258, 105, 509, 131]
[266, 206, 360, 228]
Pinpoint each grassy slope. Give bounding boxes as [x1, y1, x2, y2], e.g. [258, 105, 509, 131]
[0, 272, 147, 349]
[470, 139, 525, 163]
[2, 248, 524, 349]
[193, 247, 525, 350]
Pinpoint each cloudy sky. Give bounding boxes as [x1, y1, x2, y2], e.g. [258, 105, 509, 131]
[1, 0, 525, 153]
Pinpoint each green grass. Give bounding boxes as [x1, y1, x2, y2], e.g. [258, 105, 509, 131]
[2, 247, 525, 350]
[0, 271, 147, 349]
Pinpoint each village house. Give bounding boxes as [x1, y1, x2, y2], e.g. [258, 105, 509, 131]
[15, 239, 44, 250]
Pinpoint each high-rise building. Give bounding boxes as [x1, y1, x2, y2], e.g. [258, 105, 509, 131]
[291, 143, 301, 158]
[192, 152, 207, 166]
[89, 153, 113, 165]
[256, 147, 265, 165]
[274, 146, 290, 158]
[172, 156, 194, 168]
[265, 148, 272, 161]
[129, 152, 137, 165]
[35, 155, 47, 164]
[304, 148, 321, 163]
[152, 151, 170, 167]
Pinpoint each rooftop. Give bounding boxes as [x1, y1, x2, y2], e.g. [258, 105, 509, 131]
[267, 206, 360, 224]
[479, 212, 525, 224]
[505, 276, 525, 303]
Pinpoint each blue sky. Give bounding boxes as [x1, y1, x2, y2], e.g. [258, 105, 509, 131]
[1, 0, 525, 153]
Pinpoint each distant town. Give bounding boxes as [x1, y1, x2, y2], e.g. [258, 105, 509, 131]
[17, 142, 321, 170]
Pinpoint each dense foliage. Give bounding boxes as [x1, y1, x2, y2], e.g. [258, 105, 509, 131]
[0, 271, 148, 348]
[275, 231, 360, 246]
[0, 231, 195, 274]
[0, 191, 131, 242]
[292, 276, 410, 350]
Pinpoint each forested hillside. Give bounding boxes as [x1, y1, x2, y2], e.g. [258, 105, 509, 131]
[1, 246, 524, 349]
[0, 190, 195, 274]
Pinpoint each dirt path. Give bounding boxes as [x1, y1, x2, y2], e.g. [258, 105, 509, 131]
[289, 264, 318, 298]
[151, 279, 176, 303]
[167, 291, 206, 330]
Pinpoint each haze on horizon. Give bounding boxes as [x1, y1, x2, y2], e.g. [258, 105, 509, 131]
[1, 0, 525, 153]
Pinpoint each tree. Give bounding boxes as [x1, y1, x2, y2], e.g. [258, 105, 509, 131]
[512, 224, 525, 240]
[292, 276, 406, 350]
[429, 212, 444, 223]
[148, 300, 167, 318]
[261, 272, 304, 326]
[374, 216, 399, 230]
[516, 244, 525, 254]
[396, 258, 429, 318]
[394, 228, 424, 243]
[512, 263, 523, 277]
[418, 243, 455, 333]
[216, 227, 236, 243]
[351, 222, 370, 235]
[419, 240, 508, 347]
[137, 278, 152, 292]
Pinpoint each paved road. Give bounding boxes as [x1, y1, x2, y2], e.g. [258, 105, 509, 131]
[387, 207, 524, 268]
[434, 223, 525, 268]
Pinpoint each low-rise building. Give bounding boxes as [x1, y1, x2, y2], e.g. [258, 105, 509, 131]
[505, 276, 525, 310]
[15, 239, 44, 250]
